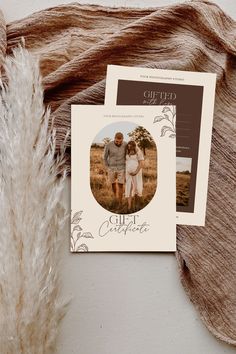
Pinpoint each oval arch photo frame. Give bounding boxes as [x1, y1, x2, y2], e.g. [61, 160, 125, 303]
[90, 121, 158, 214]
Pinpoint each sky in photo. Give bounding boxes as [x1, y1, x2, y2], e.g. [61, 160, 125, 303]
[176, 157, 192, 172]
[93, 121, 138, 143]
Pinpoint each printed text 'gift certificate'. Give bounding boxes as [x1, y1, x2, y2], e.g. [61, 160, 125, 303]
[71, 105, 176, 252]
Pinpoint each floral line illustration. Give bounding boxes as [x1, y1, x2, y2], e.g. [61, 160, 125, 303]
[71, 210, 94, 252]
[153, 106, 176, 138]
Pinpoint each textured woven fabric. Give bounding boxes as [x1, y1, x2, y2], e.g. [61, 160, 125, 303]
[0, 0, 235, 345]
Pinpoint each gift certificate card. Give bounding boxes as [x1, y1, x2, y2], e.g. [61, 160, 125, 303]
[71, 105, 176, 252]
[105, 65, 216, 226]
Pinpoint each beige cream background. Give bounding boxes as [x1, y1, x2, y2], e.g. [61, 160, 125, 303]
[1, 1, 236, 354]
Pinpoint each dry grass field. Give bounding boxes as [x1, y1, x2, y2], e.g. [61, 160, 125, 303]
[90, 146, 157, 214]
[176, 172, 191, 206]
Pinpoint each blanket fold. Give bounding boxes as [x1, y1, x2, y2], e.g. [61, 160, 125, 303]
[0, 0, 236, 346]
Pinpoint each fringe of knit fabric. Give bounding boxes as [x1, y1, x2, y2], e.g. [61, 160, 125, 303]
[0, 0, 236, 345]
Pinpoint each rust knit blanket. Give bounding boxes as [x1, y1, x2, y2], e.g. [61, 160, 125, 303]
[0, 0, 236, 346]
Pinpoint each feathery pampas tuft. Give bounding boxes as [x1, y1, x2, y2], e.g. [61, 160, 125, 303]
[0, 47, 69, 353]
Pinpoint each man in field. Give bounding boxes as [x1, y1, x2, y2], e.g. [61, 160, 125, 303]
[103, 132, 127, 210]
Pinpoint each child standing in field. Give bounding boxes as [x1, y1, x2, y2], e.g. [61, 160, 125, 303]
[125, 141, 144, 211]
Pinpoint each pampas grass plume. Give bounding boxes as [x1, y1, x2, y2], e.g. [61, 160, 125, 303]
[0, 47, 69, 353]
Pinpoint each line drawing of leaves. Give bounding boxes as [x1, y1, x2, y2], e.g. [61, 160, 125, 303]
[164, 114, 170, 120]
[71, 211, 93, 252]
[73, 224, 82, 232]
[81, 232, 94, 239]
[71, 237, 75, 250]
[161, 126, 173, 137]
[71, 211, 83, 224]
[76, 244, 89, 252]
[162, 107, 171, 113]
[76, 232, 82, 240]
[153, 115, 165, 123]
[172, 107, 176, 125]
[153, 106, 176, 138]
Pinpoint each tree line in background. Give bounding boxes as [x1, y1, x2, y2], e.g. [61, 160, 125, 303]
[91, 126, 155, 155]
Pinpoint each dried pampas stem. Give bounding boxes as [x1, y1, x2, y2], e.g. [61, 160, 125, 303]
[0, 47, 69, 353]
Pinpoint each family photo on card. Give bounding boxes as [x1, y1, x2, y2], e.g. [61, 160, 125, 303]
[90, 124, 157, 214]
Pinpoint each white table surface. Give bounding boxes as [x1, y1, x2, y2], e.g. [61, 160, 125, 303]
[2, 1, 236, 354]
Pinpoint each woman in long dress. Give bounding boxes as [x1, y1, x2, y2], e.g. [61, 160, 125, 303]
[125, 140, 145, 211]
